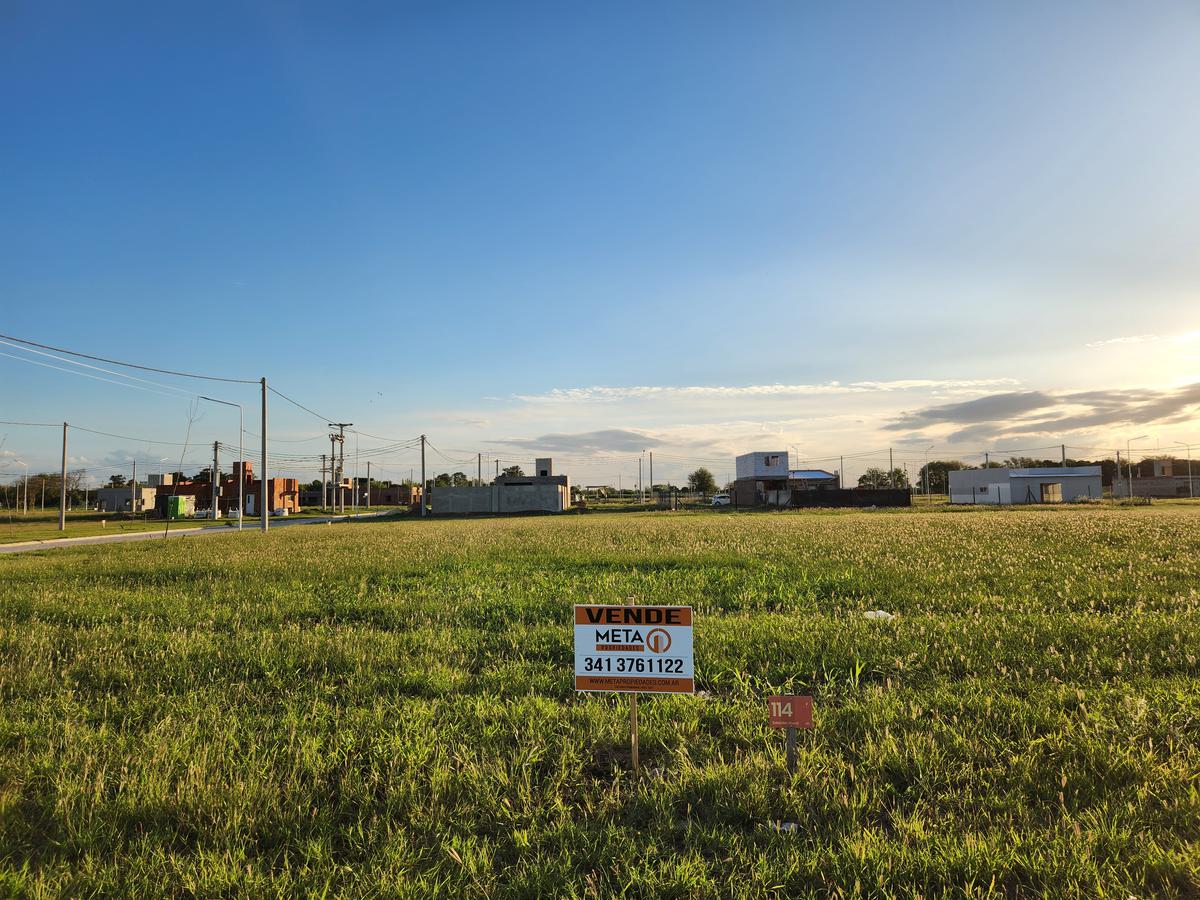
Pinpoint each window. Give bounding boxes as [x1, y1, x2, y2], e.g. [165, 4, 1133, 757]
[978, 485, 989, 494]
[1040, 483, 1062, 503]
[764, 455, 780, 467]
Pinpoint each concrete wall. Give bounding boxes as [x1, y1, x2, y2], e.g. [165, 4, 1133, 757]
[1009, 475, 1100, 503]
[949, 469, 1011, 504]
[431, 481, 569, 515]
[497, 482, 568, 513]
[1112, 475, 1197, 498]
[732, 478, 788, 507]
[949, 467, 1102, 504]
[735, 452, 789, 480]
[96, 486, 156, 512]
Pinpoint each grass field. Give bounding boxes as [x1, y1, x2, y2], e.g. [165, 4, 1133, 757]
[1, 506, 1198, 896]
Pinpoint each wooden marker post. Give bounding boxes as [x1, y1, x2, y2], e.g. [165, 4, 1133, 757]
[573, 603, 695, 773]
[628, 598, 639, 772]
[630, 692, 639, 771]
[768, 695, 813, 774]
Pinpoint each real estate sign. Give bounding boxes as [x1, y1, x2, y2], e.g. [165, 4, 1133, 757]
[574, 604, 694, 693]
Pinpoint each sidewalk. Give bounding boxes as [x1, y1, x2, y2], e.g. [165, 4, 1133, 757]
[0, 510, 398, 555]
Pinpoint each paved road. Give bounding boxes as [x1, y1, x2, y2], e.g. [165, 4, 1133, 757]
[0, 511, 399, 555]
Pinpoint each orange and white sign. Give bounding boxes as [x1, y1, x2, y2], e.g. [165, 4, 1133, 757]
[767, 695, 813, 729]
[574, 605, 694, 693]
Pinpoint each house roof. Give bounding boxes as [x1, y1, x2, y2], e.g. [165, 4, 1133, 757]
[1009, 467, 1102, 478]
[789, 469, 837, 480]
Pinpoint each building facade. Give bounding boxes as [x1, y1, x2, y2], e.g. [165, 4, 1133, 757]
[733, 451, 791, 506]
[949, 466, 1103, 504]
[1112, 460, 1197, 498]
[153, 461, 299, 516]
[431, 458, 569, 515]
[96, 485, 157, 513]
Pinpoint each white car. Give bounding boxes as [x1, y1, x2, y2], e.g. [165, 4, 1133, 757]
[711, 493, 731, 507]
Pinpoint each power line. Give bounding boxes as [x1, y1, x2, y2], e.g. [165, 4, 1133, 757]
[0, 350, 203, 401]
[267, 385, 334, 423]
[0, 338, 206, 399]
[0, 331, 257, 384]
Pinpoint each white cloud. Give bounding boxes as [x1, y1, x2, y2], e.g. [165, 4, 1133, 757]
[1087, 329, 1200, 348]
[512, 378, 1020, 403]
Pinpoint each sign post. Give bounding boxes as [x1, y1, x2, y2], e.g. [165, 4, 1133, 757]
[575, 604, 695, 771]
[767, 695, 813, 773]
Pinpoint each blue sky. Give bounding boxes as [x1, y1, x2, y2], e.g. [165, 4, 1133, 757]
[2, 1, 1199, 487]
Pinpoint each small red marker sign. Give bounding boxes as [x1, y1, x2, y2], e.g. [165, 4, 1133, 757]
[768, 695, 813, 729]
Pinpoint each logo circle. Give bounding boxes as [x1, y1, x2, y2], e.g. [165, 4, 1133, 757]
[645, 628, 672, 653]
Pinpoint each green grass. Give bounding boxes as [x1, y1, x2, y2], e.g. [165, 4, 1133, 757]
[1, 506, 1198, 897]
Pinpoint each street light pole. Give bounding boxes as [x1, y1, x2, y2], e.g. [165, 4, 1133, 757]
[925, 444, 933, 504]
[1127, 434, 1148, 499]
[1175, 442, 1195, 499]
[16, 459, 28, 514]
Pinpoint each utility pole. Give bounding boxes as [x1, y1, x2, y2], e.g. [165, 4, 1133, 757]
[639, 454, 643, 501]
[321, 454, 327, 511]
[839, 455, 845, 490]
[649, 451, 653, 497]
[330, 435, 337, 510]
[328, 423, 352, 513]
[131, 460, 136, 516]
[889, 447, 894, 487]
[261, 377, 269, 532]
[420, 434, 427, 517]
[212, 441, 220, 517]
[477, 453, 481, 487]
[1061, 444, 1066, 466]
[366, 461, 371, 510]
[984, 451, 990, 466]
[495, 459, 499, 479]
[59, 422, 67, 528]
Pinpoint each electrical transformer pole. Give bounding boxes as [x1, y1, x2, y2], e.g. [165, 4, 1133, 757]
[212, 441, 220, 518]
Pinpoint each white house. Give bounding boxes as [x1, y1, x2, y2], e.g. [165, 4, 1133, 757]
[949, 467, 1102, 504]
[735, 451, 789, 481]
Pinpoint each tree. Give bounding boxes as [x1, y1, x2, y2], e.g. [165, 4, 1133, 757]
[107, 474, 127, 488]
[917, 460, 967, 492]
[451, 472, 470, 487]
[687, 468, 717, 493]
[433, 473, 453, 487]
[858, 467, 909, 489]
[858, 467, 887, 489]
[502, 465, 525, 478]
